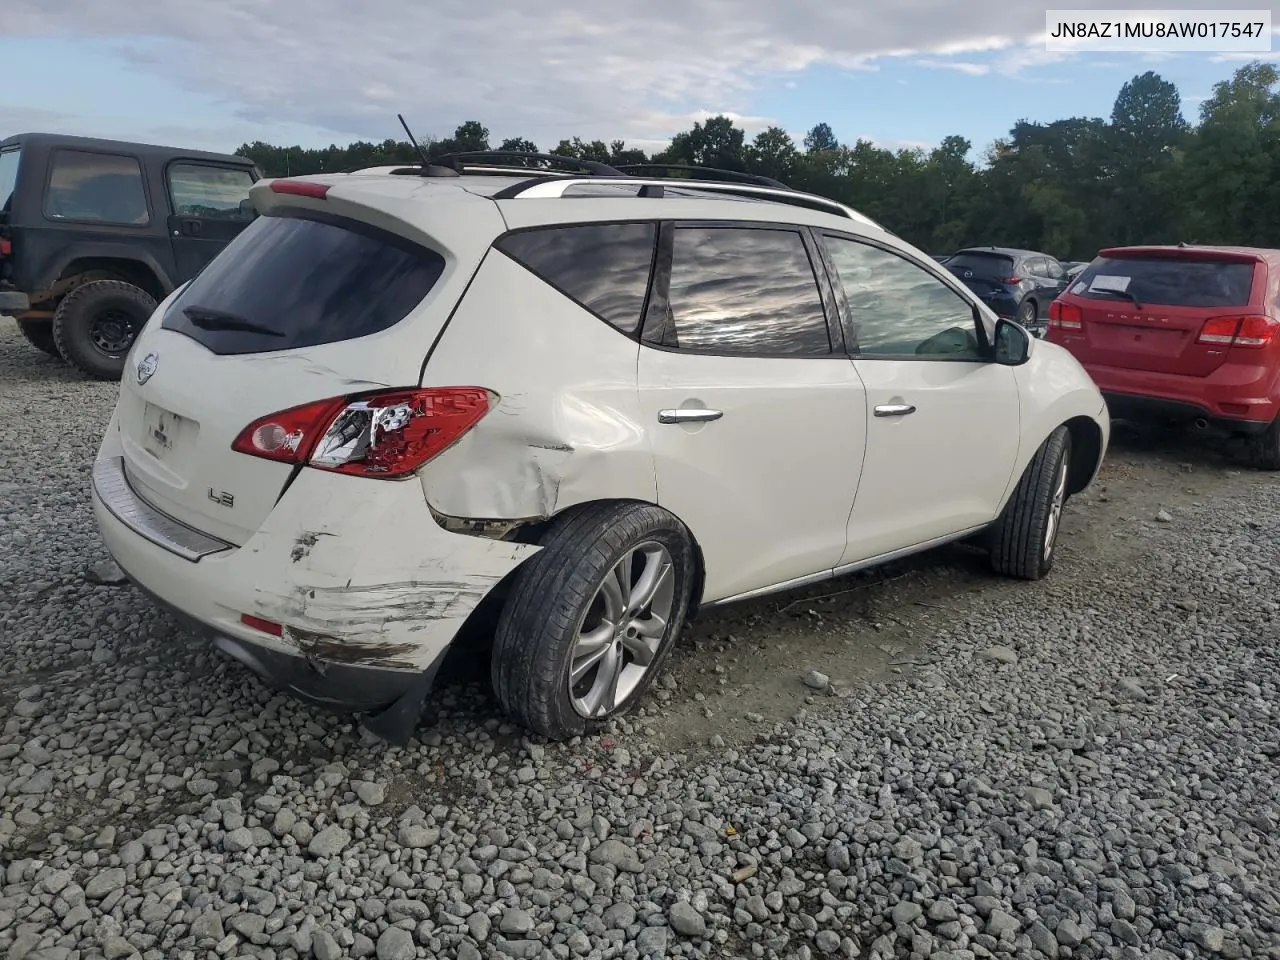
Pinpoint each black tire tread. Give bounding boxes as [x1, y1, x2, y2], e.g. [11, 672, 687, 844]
[1247, 418, 1280, 470]
[989, 426, 1070, 580]
[16, 320, 61, 358]
[52, 280, 156, 381]
[491, 500, 693, 740]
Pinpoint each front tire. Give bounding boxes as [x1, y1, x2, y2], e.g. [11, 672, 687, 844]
[52, 280, 157, 381]
[989, 426, 1071, 580]
[16, 319, 61, 358]
[491, 501, 695, 740]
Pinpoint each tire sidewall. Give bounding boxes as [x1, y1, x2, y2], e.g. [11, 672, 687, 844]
[53, 281, 156, 380]
[1036, 431, 1072, 575]
[1018, 299, 1037, 326]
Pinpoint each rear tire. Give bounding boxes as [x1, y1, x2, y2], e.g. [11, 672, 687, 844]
[989, 426, 1071, 580]
[16, 319, 61, 358]
[52, 280, 156, 381]
[1246, 417, 1280, 470]
[491, 501, 695, 740]
[1017, 298, 1037, 328]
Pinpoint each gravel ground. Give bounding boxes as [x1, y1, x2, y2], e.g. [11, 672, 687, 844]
[1, 318, 1278, 960]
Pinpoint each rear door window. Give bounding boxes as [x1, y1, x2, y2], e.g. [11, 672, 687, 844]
[0, 149, 19, 216]
[1071, 256, 1256, 308]
[948, 252, 1015, 279]
[44, 150, 150, 225]
[161, 213, 445, 355]
[649, 226, 832, 356]
[496, 222, 656, 334]
[168, 163, 256, 220]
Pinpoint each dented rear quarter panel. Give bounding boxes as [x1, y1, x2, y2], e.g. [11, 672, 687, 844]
[418, 250, 658, 520]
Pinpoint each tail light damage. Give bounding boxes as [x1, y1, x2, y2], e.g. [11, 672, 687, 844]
[232, 387, 495, 479]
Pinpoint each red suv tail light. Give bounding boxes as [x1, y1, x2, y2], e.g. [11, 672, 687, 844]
[1049, 300, 1083, 329]
[1196, 315, 1275, 348]
[0, 239, 11, 257]
[232, 387, 495, 479]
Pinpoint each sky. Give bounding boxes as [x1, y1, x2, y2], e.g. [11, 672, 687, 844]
[2, 1, 1278, 160]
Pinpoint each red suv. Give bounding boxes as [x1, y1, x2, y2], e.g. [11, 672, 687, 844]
[1047, 245, 1280, 468]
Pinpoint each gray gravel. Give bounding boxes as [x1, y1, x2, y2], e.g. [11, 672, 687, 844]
[2, 319, 1280, 959]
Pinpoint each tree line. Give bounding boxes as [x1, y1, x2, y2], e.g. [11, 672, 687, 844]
[235, 62, 1280, 261]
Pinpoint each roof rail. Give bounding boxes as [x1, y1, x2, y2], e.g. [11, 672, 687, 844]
[615, 163, 788, 189]
[492, 176, 883, 228]
[431, 151, 624, 177]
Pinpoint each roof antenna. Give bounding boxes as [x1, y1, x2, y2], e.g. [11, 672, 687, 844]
[398, 113, 433, 171]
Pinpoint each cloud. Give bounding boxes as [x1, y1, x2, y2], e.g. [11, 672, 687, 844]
[1, 0, 1155, 147]
[912, 59, 991, 76]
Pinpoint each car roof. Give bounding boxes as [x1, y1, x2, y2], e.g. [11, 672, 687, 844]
[0, 131, 255, 167]
[952, 246, 1048, 259]
[269, 168, 894, 237]
[1099, 244, 1280, 264]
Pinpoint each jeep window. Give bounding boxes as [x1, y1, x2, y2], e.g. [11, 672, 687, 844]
[44, 150, 149, 225]
[653, 226, 831, 356]
[169, 163, 255, 220]
[0, 149, 19, 217]
[947, 252, 1016, 279]
[496, 222, 656, 334]
[161, 212, 445, 355]
[825, 235, 982, 360]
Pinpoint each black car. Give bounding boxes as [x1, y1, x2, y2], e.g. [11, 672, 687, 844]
[0, 132, 261, 379]
[944, 247, 1068, 336]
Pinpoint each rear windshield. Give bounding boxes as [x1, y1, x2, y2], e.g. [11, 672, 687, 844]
[1070, 256, 1256, 308]
[161, 213, 445, 355]
[947, 252, 1015, 277]
[0, 149, 19, 217]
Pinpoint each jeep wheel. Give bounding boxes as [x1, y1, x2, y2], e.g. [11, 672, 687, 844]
[16, 320, 61, 359]
[491, 501, 695, 740]
[52, 280, 157, 381]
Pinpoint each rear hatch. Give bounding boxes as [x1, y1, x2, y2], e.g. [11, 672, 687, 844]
[1058, 249, 1263, 376]
[114, 183, 480, 545]
[946, 251, 1017, 299]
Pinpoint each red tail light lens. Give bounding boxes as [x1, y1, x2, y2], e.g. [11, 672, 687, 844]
[269, 179, 331, 199]
[1197, 315, 1274, 348]
[0, 239, 11, 257]
[232, 387, 495, 479]
[1001, 276, 1023, 284]
[1049, 301, 1083, 329]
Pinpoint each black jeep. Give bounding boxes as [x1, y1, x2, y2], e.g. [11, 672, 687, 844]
[0, 133, 261, 379]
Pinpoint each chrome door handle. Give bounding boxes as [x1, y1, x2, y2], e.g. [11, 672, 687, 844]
[874, 403, 916, 417]
[659, 408, 723, 424]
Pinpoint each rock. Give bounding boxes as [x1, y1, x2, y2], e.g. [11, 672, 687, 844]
[500, 908, 534, 935]
[589, 838, 644, 872]
[308, 824, 351, 858]
[1056, 918, 1085, 947]
[669, 901, 707, 938]
[86, 560, 128, 585]
[102, 935, 137, 959]
[1028, 920, 1058, 957]
[815, 930, 841, 954]
[353, 781, 385, 805]
[803, 669, 830, 690]
[1021, 786, 1054, 809]
[637, 926, 669, 955]
[312, 930, 342, 960]
[980, 645, 1019, 665]
[892, 902, 923, 925]
[468, 912, 491, 942]
[458, 944, 483, 960]
[928, 900, 959, 923]
[1190, 924, 1226, 952]
[986, 910, 1019, 940]
[1156, 508, 1173, 522]
[397, 822, 439, 848]
[223, 826, 255, 852]
[375, 927, 416, 960]
[190, 912, 225, 941]
[826, 842, 851, 871]
[85, 868, 127, 899]
[1113, 889, 1136, 920]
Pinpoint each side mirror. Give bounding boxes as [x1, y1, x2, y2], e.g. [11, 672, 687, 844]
[994, 318, 1031, 365]
[238, 198, 258, 220]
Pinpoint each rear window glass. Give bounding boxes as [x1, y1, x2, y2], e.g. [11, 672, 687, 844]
[45, 150, 149, 225]
[946, 253, 1015, 277]
[1070, 256, 1255, 308]
[161, 214, 445, 355]
[0, 149, 19, 216]
[496, 222, 657, 334]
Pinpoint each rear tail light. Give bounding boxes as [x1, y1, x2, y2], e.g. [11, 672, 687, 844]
[1049, 300, 1083, 329]
[1196, 315, 1274, 348]
[0, 239, 11, 257]
[1001, 276, 1023, 284]
[231, 387, 495, 479]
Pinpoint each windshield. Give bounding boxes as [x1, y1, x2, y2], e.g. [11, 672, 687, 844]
[0, 149, 19, 217]
[1071, 256, 1256, 308]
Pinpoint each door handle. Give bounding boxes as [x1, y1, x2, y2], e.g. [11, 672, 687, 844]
[659, 408, 723, 424]
[874, 403, 916, 418]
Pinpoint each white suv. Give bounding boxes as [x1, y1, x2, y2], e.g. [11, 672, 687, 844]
[90, 154, 1110, 743]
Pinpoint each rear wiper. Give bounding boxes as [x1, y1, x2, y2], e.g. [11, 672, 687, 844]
[1091, 288, 1144, 310]
[182, 305, 284, 337]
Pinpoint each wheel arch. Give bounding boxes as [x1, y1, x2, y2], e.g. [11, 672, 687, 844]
[1063, 414, 1104, 495]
